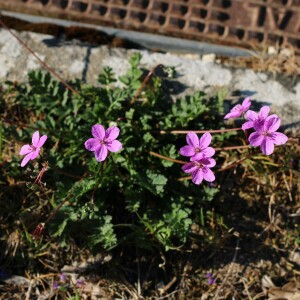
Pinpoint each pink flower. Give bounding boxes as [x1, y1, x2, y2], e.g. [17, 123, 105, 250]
[180, 132, 215, 161]
[205, 273, 216, 285]
[242, 106, 278, 130]
[76, 279, 84, 287]
[182, 157, 216, 185]
[224, 97, 251, 119]
[248, 116, 288, 155]
[53, 282, 59, 290]
[19, 131, 47, 167]
[60, 274, 67, 282]
[84, 124, 122, 162]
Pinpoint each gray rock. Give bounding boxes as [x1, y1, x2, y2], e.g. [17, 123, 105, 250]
[0, 29, 299, 130]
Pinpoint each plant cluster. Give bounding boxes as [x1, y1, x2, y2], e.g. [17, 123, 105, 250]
[1, 53, 289, 258]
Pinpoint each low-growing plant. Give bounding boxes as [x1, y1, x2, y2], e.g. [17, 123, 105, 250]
[0, 53, 291, 258]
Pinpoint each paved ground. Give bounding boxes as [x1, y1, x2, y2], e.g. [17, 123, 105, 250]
[0, 29, 299, 131]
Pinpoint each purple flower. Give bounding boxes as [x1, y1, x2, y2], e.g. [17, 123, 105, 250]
[205, 273, 216, 285]
[224, 97, 251, 119]
[180, 132, 215, 161]
[182, 157, 216, 185]
[60, 274, 67, 282]
[84, 124, 122, 162]
[53, 281, 59, 290]
[242, 106, 278, 130]
[248, 116, 288, 155]
[76, 279, 84, 287]
[19, 131, 47, 167]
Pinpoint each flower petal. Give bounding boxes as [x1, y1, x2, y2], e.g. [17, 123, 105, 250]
[224, 110, 241, 119]
[259, 106, 270, 119]
[206, 158, 216, 168]
[92, 124, 105, 140]
[180, 145, 195, 157]
[198, 157, 216, 167]
[201, 147, 215, 158]
[95, 145, 108, 162]
[199, 132, 212, 149]
[253, 120, 265, 132]
[19, 144, 32, 155]
[203, 167, 215, 182]
[37, 135, 47, 147]
[182, 162, 198, 174]
[261, 138, 274, 155]
[186, 132, 199, 148]
[107, 140, 122, 152]
[191, 152, 204, 161]
[245, 110, 258, 121]
[21, 152, 34, 167]
[84, 138, 100, 151]
[249, 132, 264, 147]
[191, 149, 215, 161]
[242, 121, 254, 130]
[265, 116, 280, 132]
[105, 126, 120, 142]
[32, 131, 40, 148]
[271, 132, 288, 145]
[242, 97, 251, 111]
[192, 169, 204, 185]
[30, 148, 40, 160]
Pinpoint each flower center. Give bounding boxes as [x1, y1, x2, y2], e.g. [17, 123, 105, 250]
[194, 161, 204, 168]
[262, 131, 270, 137]
[100, 139, 108, 146]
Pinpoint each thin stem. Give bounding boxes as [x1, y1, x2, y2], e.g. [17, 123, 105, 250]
[149, 151, 186, 164]
[130, 64, 164, 105]
[51, 168, 82, 179]
[214, 145, 250, 151]
[91, 161, 106, 206]
[177, 176, 191, 181]
[0, 18, 79, 95]
[44, 194, 72, 225]
[215, 154, 254, 173]
[159, 128, 242, 134]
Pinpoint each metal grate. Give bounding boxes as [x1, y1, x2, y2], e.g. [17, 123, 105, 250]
[0, 0, 300, 51]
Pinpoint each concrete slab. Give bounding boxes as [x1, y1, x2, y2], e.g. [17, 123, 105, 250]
[0, 29, 299, 131]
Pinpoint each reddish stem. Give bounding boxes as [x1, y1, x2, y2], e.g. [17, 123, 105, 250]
[130, 64, 164, 105]
[214, 145, 250, 151]
[149, 151, 186, 164]
[160, 128, 242, 134]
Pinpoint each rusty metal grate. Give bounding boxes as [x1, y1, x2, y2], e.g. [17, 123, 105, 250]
[0, 0, 300, 51]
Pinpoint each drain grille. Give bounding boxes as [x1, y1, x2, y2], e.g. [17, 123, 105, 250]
[0, 0, 300, 51]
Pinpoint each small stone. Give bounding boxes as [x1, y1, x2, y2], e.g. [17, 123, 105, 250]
[267, 46, 277, 55]
[202, 53, 216, 62]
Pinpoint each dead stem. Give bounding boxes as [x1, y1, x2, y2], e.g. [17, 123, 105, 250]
[213, 238, 240, 300]
[25, 278, 34, 300]
[216, 154, 254, 173]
